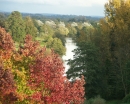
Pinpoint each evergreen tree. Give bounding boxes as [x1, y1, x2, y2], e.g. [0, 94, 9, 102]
[67, 41, 103, 98]
[0, 13, 6, 28]
[24, 16, 38, 38]
[6, 11, 26, 42]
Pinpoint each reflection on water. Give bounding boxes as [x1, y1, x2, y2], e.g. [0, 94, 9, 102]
[62, 38, 77, 74]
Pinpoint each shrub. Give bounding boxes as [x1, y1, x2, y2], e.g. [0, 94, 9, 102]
[85, 95, 106, 104]
[122, 93, 130, 103]
[93, 95, 106, 104]
[85, 98, 94, 104]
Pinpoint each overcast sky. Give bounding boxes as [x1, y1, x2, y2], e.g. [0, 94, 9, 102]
[0, 0, 108, 16]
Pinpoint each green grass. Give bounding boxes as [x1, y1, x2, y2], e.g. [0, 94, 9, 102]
[14, 37, 46, 51]
[35, 37, 45, 47]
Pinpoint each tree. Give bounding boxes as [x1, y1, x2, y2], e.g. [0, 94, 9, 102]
[67, 41, 102, 98]
[39, 24, 54, 36]
[5, 11, 26, 42]
[29, 47, 85, 104]
[54, 32, 66, 46]
[0, 13, 6, 28]
[102, 0, 130, 99]
[57, 22, 69, 36]
[86, 0, 130, 99]
[43, 35, 66, 56]
[76, 26, 94, 43]
[0, 67, 18, 104]
[24, 16, 38, 38]
[0, 27, 18, 104]
[66, 23, 77, 37]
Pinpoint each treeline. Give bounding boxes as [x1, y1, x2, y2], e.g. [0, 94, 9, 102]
[67, 0, 130, 103]
[0, 11, 97, 57]
[0, 11, 101, 22]
[0, 11, 67, 56]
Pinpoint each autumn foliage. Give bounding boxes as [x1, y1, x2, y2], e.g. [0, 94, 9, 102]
[0, 27, 85, 104]
[0, 27, 18, 104]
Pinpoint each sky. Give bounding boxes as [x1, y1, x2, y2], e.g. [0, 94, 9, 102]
[0, 0, 108, 16]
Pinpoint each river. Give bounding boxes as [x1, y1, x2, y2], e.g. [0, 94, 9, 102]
[62, 37, 77, 75]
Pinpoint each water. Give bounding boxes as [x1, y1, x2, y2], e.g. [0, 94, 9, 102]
[62, 38, 77, 75]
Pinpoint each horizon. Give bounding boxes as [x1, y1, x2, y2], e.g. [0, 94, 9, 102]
[0, 10, 104, 17]
[0, 0, 108, 16]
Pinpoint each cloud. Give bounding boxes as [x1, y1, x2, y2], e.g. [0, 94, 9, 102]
[3, 0, 107, 7]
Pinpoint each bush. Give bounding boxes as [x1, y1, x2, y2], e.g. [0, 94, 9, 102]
[122, 93, 130, 103]
[85, 98, 94, 104]
[93, 95, 106, 104]
[85, 95, 106, 104]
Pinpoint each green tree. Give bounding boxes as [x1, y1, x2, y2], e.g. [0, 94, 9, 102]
[89, 0, 130, 99]
[0, 13, 6, 28]
[57, 22, 69, 36]
[76, 26, 94, 43]
[66, 41, 102, 98]
[44, 36, 66, 56]
[51, 38, 66, 56]
[66, 23, 77, 37]
[24, 16, 38, 38]
[54, 32, 66, 46]
[39, 24, 54, 36]
[6, 11, 26, 42]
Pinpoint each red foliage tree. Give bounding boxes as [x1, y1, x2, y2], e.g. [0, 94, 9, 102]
[0, 27, 18, 104]
[0, 27, 14, 59]
[0, 66, 18, 104]
[19, 34, 40, 57]
[63, 76, 85, 104]
[28, 44, 85, 104]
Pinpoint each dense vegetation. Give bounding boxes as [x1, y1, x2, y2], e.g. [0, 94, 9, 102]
[67, 0, 130, 103]
[0, 27, 85, 104]
[0, 8, 87, 104]
[1, 0, 130, 103]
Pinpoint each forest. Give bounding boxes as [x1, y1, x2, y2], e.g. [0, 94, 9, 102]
[1, 0, 130, 104]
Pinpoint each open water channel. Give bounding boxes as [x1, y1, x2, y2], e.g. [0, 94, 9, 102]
[62, 38, 77, 75]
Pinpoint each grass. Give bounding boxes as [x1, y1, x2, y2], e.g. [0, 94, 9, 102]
[14, 37, 46, 51]
[35, 37, 45, 47]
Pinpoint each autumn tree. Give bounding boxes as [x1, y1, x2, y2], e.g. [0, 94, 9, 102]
[76, 26, 94, 43]
[100, 0, 130, 99]
[0, 27, 18, 104]
[85, 0, 130, 99]
[0, 67, 18, 104]
[28, 47, 85, 104]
